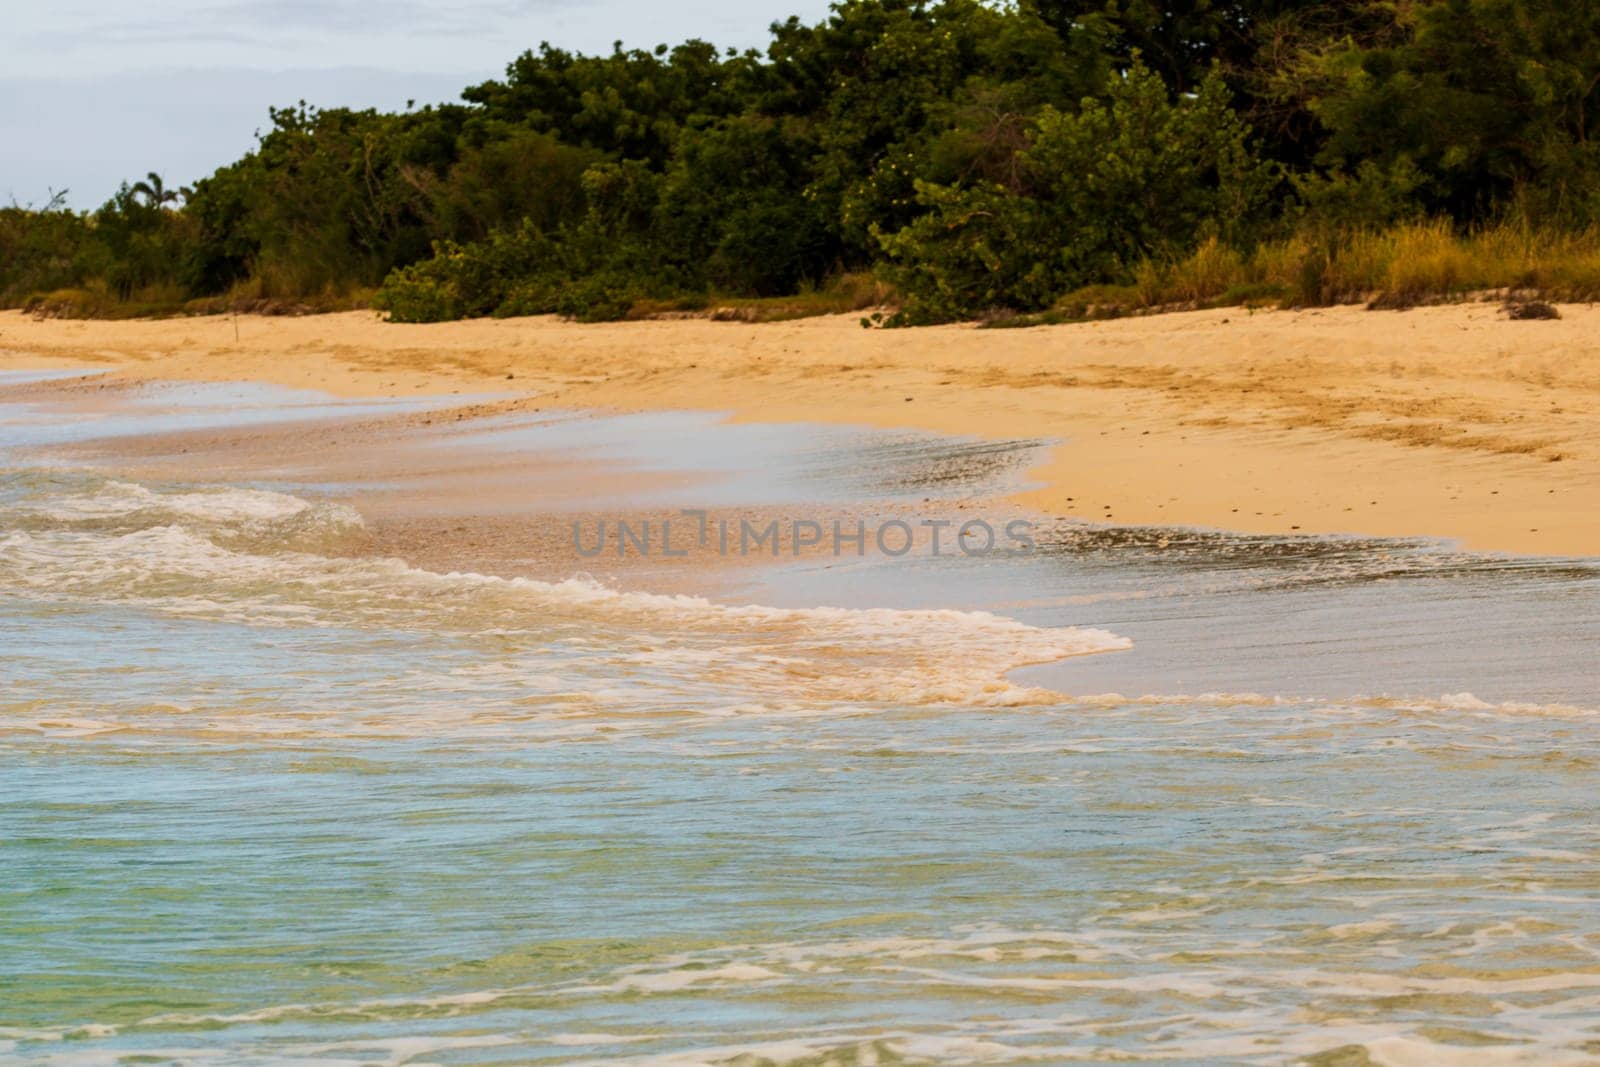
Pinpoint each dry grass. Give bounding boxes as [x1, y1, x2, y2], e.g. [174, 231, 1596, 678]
[187, 274, 376, 316]
[25, 275, 376, 321]
[978, 220, 1600, 329]
[24, 282, 189, 320]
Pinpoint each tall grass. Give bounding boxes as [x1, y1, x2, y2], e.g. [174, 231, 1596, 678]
[1045, 221, 1600, 321]
[188, 272, 376, 316]
[23, 281, 189, 320]
[18, 218, 1600, 326]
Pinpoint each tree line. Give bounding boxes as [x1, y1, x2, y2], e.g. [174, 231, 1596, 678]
[5, 0, 1600, 324]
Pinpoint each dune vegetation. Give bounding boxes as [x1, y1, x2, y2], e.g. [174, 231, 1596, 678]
[5, 1, 1600, 326]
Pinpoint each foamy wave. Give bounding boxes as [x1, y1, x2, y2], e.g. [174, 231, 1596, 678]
[0, 477, 1128, 711]
[19, 480, 317, 523]
[3, 475, 366, 555]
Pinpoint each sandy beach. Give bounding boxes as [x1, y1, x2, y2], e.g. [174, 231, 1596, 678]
[3, 302, 1596, 555]
[6, 310, 1600, 1067]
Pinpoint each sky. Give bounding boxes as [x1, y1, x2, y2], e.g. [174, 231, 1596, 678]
[0, 0, 834, 209]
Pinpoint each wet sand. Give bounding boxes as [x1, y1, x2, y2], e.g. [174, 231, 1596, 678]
[3, 303, 1597, 555]
[3, 374, 1036, 596]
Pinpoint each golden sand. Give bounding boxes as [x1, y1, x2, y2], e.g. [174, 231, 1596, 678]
[3, 303, 1596, 555]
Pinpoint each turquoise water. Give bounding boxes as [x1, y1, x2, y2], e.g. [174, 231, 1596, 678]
[3, 382, 1599, 1066]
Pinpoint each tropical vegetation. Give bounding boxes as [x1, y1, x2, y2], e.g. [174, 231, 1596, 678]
[6, 0, 1600, 325]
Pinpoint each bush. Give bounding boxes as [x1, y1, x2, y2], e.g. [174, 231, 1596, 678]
[371, 265, 465, 323]
[1292, 160, 1426, 231]
[876, 64, 1279, 323]
[873, 182, 1061, 324]
[374, 222, 564, 322]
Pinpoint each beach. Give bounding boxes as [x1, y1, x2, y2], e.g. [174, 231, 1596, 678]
[2, 309, 1599, 1066]
[16, 0, 1600, 1057]
[3, 302, 1597, 555]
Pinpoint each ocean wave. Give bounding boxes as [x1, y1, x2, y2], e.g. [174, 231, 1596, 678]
[14, 479, 318, 523]
[2, 475, 367, 552]
[0, 473, 1129, 711]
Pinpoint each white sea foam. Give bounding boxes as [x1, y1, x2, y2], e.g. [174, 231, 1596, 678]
[0, 476, 1130, 712]
[19, 480, 317, 523]
[8, 474, 1593, 724]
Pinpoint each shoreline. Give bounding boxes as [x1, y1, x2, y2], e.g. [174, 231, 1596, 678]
[4, 384, 1032, 599]
[3, 303, 1596, 556]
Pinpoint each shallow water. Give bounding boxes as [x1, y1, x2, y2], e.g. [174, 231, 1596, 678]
[3, 379, 1598, 1067]
[442, 409, 1050, 507]
[0, 378, 446, 453]
[763, 524, 1600, 707]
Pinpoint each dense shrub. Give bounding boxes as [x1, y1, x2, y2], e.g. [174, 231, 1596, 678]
[877, 66, 1278, 322]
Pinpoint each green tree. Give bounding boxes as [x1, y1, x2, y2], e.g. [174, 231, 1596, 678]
[655, 115, 831, 294]
[1305, 0, 1600, 219]
[878, 64, 1278, 321]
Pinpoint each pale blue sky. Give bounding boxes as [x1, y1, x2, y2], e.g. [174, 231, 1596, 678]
[0, 0, 833, 208]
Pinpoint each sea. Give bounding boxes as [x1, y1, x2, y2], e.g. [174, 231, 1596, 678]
[2, 369, 1598, 1067]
